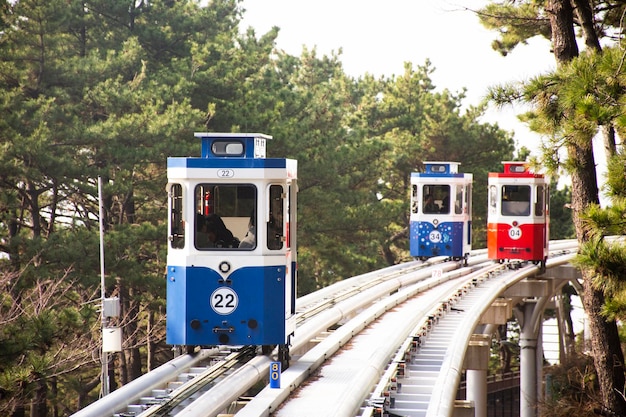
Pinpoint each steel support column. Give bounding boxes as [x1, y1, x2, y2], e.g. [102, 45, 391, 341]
[517, 300, 546, 417]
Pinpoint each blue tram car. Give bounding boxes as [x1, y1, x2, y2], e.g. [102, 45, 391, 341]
[409, 162, 473, 264]
[165, 132, 297, 363]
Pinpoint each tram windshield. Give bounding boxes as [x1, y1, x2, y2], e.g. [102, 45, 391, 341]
[501, 185, 531, 216]
[422, 184, 451, 214]
[195, 184, 256, 250]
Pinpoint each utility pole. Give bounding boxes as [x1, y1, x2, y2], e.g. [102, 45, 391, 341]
[98, 176, 109, 397]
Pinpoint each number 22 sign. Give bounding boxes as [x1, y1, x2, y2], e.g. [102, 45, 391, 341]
[210, 287, 239, 315]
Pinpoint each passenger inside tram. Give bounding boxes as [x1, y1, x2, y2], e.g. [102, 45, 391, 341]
[423, 194, 439, 214]
[440, 195, 450, 214]
[239, 213, 256, 249]
[195, 214, 213, 248]
[196, 214, 239, 248]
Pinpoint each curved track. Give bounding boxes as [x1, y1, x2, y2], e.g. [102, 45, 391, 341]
[72, 242, 579, 417]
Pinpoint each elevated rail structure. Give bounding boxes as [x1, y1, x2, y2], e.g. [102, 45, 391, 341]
[72, 241, 581, 417]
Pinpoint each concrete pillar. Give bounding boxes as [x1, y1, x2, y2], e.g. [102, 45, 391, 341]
[555, 295, 567, 362]
[536, 322, 544, 407]
[520, 336, 537, 417]
[464, 334, 491, 417]
[519, 302, 539, 417]
[467, 369, 487, 417]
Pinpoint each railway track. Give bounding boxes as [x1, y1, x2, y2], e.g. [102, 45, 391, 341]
[72, 242, 579, 417]
[73, 257, 458, 417]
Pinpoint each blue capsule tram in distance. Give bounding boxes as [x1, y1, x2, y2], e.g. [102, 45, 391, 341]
[409, 162, 473, 264]
[165, 132, 297, 363]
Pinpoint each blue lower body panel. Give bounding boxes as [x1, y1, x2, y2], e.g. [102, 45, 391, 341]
[166, 265, 287, 346]
[410, 220, 466, 259]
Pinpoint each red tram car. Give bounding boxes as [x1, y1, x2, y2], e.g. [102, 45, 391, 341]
[487, 162, 549, 269]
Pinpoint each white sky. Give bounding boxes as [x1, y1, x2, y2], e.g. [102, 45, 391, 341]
[239, 0, 557, 155]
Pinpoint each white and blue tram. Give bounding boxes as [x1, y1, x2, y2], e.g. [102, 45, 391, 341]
[409, 162, 473, 264]
[166, 132, 297, 363]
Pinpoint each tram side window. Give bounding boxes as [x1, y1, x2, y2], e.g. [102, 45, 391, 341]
[453, 185, 462, 215]
[489, 185, 497, 209]
[268, 185, 284, 250]
[411, 185, 418, 214]
[535, 185, 545, 216]
[287, 184, 293, 249]
[194, 184, 256, 250]
[169, 184, 184, 249]
[501, 185, 531, 216]
[422, 184, 450, 214]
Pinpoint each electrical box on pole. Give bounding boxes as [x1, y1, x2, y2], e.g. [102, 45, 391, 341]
[103, 297, 120, 318]
[102, 327, 122, 352]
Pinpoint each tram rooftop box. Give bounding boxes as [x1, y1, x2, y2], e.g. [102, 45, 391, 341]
[490, 161, 544, 179]
[413, 162, 465, 177]
[167, 132, 296, 174]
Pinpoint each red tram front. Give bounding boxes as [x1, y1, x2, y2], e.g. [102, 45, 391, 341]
[487, 162, 549, 269]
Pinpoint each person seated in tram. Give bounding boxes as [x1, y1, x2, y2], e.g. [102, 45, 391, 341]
[440, 195, 450, 214]
[195, 214, 213, 248]
[239, 213, 256, 249]
[198, 214, 239, 248]
[206, 214, 239, 248]
[423, 194, 439, 214]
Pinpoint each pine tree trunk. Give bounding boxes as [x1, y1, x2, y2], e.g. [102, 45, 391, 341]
[126, 290, 143, 381]
[601, 124, 617, 158]
[568, 139, 626, 415]
[549, 1, 626, 413]
[548, 0, 578, 64]
[30, 374, 47, 417]
[147, 310, 154, 371]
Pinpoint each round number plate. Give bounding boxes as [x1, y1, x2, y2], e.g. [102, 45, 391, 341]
[508, 226, 522, 240]
[210, 287, 239, 315]
[429, 230, 442, 243]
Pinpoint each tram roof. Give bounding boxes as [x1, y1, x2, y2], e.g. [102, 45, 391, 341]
[423, 161, 460, 173]
[489, 161, 544, 178]
[412, 161, 468, 178]
[193, 132, 273, 140]
[167, 157, 291, 169]
[191, 132, 274, 160]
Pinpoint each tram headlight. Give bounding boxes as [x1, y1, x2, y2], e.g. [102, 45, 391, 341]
[219, 261, 231, 273]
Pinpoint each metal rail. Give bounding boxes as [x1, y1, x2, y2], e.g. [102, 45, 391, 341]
[169, 260, 472, 417]
[424, 251, 577, 417]
[232, 245, 578, 417]
[236, 263, 498, 417]
[70, 348, 219, 417]
[136, 346, 257, 417]
[71, 257, 457, 417]
[72, 242, 580, 417]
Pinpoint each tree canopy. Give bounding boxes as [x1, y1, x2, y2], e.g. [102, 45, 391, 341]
[0, 0, 522, 414]
[480, 0, 626, 414]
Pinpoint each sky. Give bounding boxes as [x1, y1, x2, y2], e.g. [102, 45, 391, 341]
[238, 0, 557, 154]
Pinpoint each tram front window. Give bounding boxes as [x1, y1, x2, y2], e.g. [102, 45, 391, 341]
[501, 185, 531, 216]
[422, 184, 450, 214]
[194, 184, 256, 250]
